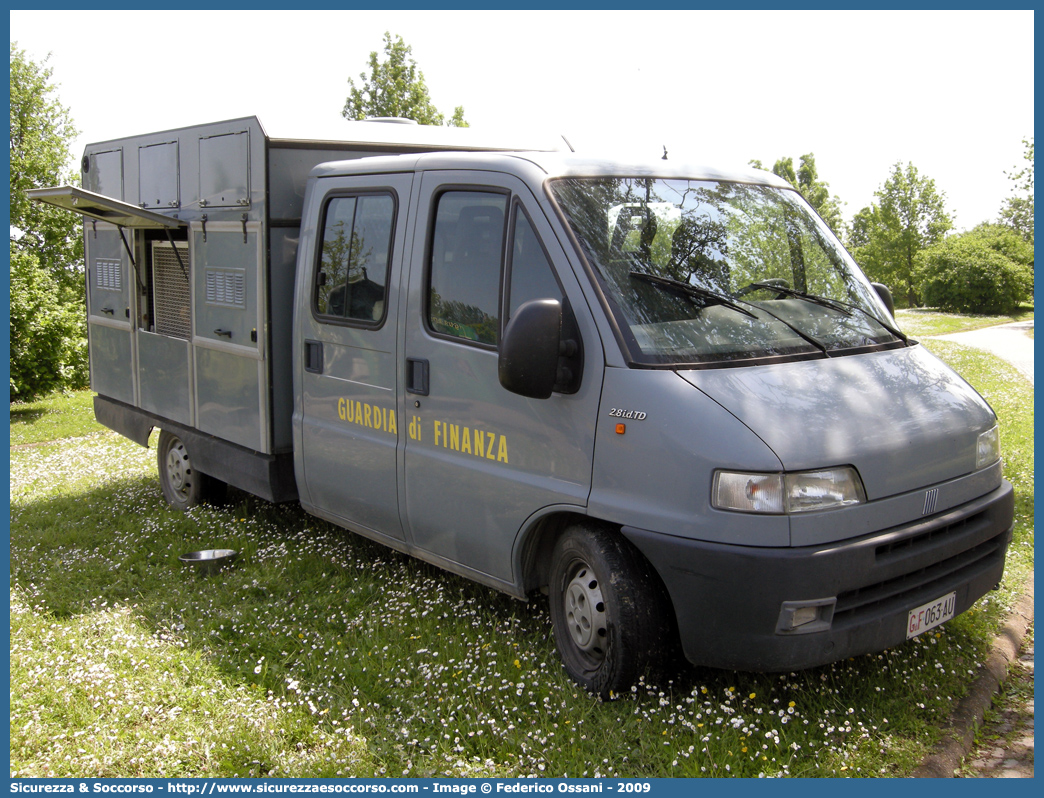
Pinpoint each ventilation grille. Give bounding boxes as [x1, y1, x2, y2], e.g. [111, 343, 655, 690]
[152, 242, 191, 339]
[95, 258, 122, 291]
[834, 532, 1006, 627]
[206, 269, 246, 308]
[875, 511, 983, 562]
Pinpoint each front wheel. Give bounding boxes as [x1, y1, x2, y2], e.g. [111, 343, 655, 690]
[157, 430, 226, 510]
[548, 524, 672, 698]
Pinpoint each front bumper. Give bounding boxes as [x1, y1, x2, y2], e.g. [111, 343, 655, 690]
[623, 480, 1015, 672]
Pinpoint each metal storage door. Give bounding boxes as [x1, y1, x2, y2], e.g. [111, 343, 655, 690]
[192, 223, 266, 452]
[85, 226, 135, 405]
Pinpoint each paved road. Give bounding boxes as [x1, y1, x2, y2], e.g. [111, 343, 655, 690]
[933, 320, 1034, 384]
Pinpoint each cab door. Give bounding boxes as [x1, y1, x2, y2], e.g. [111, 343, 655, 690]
[297, 173, 413, 543]
[400, 171, 602, 586]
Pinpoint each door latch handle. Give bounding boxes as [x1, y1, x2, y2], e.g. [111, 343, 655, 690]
[214, 328, 232, 338]
[100, 307, 114, 315]
[406, 358, 429, 395]
[304, 340, 323, 374]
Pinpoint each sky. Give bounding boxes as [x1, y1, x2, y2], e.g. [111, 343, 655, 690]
[10, 8, 1034, 232]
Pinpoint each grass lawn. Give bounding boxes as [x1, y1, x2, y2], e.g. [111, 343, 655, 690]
[895, 306, 1033, 337]
[9, 338, 1034, 778]
[9, 389, 102, 446]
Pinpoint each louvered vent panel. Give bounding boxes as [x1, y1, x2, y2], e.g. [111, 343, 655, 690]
[206, 269, 246, 308]
[152, 243, 191, 339]
[95, 258, 122, 291]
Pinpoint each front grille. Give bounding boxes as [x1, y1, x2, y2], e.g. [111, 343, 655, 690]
[834, 531, 1005, 624]
[875, 508, 989, 561]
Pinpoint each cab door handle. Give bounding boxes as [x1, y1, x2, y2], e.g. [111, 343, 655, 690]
[304, 340, 323, 374]
[406, 358, 429, 395]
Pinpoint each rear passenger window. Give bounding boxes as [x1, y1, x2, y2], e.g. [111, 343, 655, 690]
[315, 194, 395, 324]
[428, 191, 507, 346]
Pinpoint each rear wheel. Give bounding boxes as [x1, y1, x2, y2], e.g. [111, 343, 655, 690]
[548, 524, 672, 698]
[157, 430, 226, 510]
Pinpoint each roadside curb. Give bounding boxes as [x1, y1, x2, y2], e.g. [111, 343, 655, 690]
[911, 573, 1035, 777]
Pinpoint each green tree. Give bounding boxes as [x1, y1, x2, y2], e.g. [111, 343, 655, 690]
[342, 33, 468, 127]
[749, 153, 844, 237]
[850, 161, 952, 307]
[10, 43, 88, 398]
[846, 204, 876, 251]
[10, 43, 82, 293]
[10, 247, 88, 400]
[916, 224, 1033, 314]
[999, 137, 1033, 243]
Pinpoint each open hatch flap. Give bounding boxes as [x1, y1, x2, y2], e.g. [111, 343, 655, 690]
[27, 185, 186, 229]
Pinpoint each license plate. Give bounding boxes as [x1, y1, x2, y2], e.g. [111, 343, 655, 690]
[907, 591, 956, 639]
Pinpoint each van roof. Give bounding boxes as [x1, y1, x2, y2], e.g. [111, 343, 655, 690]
[263, 116, 568, 153]
[84, 115, 567, 155]
[308, 149, 789, 188]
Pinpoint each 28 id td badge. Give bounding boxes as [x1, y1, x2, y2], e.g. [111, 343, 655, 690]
[609, 408, 647, 420]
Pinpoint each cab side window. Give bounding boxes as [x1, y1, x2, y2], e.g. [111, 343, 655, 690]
[315, 193, 395, 324]
[428, 191, 507, 345]
[506, 204, 563, 320]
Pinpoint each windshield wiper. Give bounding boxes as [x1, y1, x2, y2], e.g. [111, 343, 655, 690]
[749, 282, 909, 344]
[833, 299, 910, 344]
[632, 271, 834, 355]
[630, 271, 756, 319]
[747, 282, 853, 316]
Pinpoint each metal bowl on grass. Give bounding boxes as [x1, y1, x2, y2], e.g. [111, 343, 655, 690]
[179, 549, 238, 576]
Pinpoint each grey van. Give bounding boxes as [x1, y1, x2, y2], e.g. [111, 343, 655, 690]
[33, 119, 1014, 698]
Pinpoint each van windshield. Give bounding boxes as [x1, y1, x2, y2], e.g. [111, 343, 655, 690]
[550, 177, 905, 366]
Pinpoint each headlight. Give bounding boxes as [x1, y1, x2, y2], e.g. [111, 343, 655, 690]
[714, 467, 866, 514]
[714, 472, 785, 514]
[785, 468, 867, 513]
[976, 425, 1001, 469]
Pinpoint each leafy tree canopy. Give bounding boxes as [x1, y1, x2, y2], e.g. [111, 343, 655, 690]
[342, 33, 468, 127]
[10, 43, 88, 399]
[10, 247, 88, 400]
[850, 161, 952, 307]
[916, 223, 1033, 314]
[10, 42, 82, 294]
[749, 153, 844, 237]
[999, 137, 1033, 243]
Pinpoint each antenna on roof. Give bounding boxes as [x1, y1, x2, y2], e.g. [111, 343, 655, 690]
[662, 145, 668, 161]
[561, 134, 575, 153]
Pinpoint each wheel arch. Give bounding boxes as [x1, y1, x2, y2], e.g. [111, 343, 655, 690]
[515, 510, 675, 608]
[515, 509, 586, 596]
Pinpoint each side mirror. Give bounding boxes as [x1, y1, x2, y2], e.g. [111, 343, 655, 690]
[871, 282, 895, 317]
[499, 299, 562, 399]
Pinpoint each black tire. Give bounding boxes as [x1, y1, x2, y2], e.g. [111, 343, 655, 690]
[548, 524, 672, 698]
[157, 430, 226, 510]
